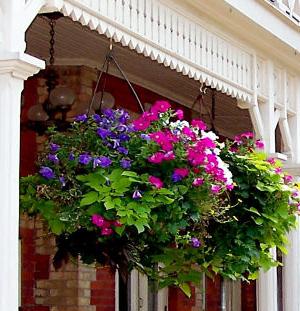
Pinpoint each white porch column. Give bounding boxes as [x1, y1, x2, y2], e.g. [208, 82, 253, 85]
[0, 1, 44, 310]
[0, 53, 44, 311]
[257, 60, 278, 311]
[283, 216, 300, 311]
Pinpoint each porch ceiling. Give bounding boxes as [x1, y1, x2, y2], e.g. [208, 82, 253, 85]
[25, 15, 252, 138]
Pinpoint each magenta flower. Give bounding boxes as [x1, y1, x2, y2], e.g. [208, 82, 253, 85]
[176, 109, 184, 120]
[182, 127, 196, 140]
[267, 158, 276, 165]
[164, 151, 175, 161]
[91, 215, 105, 227]
[284, 175, 293, 184]
[211, 184, 221, 194]
[241, 132, 254, 139]
[112, 220, 122, 227]
[191, 119, 207, 130]
[149, 176, 163, 189]
[174, 168, 189, 178]
[226, 183, 234, 191]
[150, 100, 171, 114]
[275, 167, 283, 174]
[255, 139, 264, 149]
[192, 178, 204, 187]
[148, 152, 165, 164]
[133, 117, 151, 131]
[101, 227, 113, 236]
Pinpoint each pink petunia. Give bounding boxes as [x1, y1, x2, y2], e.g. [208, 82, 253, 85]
[176, 109, 184, 120]
[255, 139, 264, 149]
[133, 117, 151, 131]
[150, 100, 171, 114]
[191, 119, 207, 130]
[267, 158, 276, 165]
[283, 175, 293, 184]
[91, 215, 105, 227]
[226, 183, 234, 191]
[148, 152, 165, 164]
[241, 132, 254, 139]
[275, 167, 283, 174]
[211, 184, 221, 194]
[192, 178, 204, 187]
[182, 127, 196, 140]
[101, 227, 113, 236]
[112, 220, 122, 227]
[174, 168, 189, 178]
[164, 151, 175, 161]
[149, 176, 164, 189]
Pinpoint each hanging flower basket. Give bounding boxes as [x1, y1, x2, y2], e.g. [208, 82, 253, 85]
[20, 101, 299, 296]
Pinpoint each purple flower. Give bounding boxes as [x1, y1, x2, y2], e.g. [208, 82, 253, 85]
[112, 139, 120, 149]
[79, 153, 92, 165]
[75, 114, 88, 122]
[69, 153, 75, 161]
[48, 154, 59, 164]
[117, 147, 128, 155]
[97, 156, 112, 168]
[97, 128, 111, 139]
[141, 134, 150, 141]
[119, 134, 130, 142]
[117, 124, 127, 132]
[132, 190, 143, 200]
[39, 166, 55, 179]
[103, 109, 115, 119]
[191, 237, 201, 248]
[171, 173, 183, 182]
[120, 159, 131, 169]
[50, 143, 60, 153]
[59, 176, 66, 187]
[118, 111, 129, 124]
[93, 114, 102, 123]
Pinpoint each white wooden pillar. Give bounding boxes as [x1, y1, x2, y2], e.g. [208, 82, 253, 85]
[0, 1, 44, 309]
[0, 53, 43, 311]
[283, 216, 300, 311]
[282, 78, 300, 311]
[256, 59, 278, 311]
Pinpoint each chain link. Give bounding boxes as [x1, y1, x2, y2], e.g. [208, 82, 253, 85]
[49, 19, 56, 65]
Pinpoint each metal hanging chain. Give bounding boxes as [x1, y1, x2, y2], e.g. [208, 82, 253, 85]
[87, 42, 144, 116]
[49, 19, 56, 65]
[191, 85, 215, 130]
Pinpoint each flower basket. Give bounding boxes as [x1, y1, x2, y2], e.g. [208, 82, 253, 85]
[20, 101, 299, 295]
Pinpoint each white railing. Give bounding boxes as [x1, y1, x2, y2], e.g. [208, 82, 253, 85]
[268, 0, 300, 24]
[66, 0, 253, 100]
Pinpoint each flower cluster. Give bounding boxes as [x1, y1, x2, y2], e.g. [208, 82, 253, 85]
[20, 100, 299, 295]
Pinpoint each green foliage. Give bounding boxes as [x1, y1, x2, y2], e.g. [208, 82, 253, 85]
[19, 108, 299, 296]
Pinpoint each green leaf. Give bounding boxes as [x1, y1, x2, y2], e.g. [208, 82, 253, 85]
[247, 207, 261, 216]
[179, 283, 191, 298]
[49, 219, 64, 235]
[80, 191, 99, 206]
[121, 171, 138, 177]
[104, 197, 115, 210]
